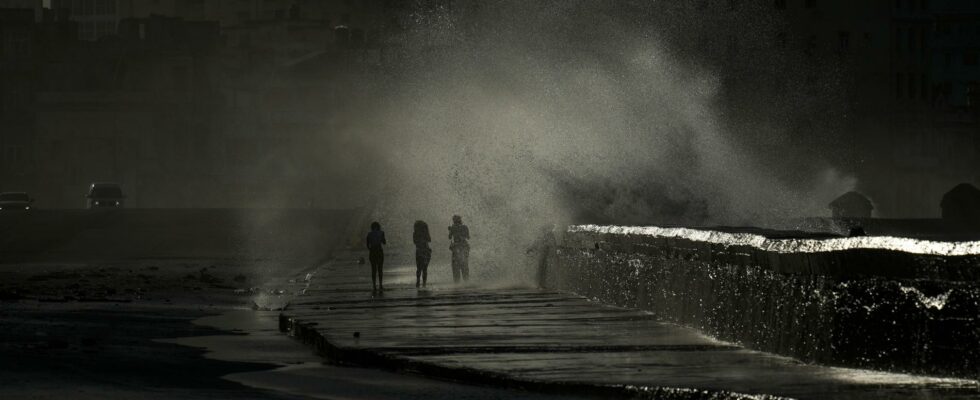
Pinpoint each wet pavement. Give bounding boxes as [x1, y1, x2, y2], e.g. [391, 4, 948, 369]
[0, 253, 583, 400]
[281, 253, 980, 399]
[167, 309, 590, 400]
[0, 302, 289, 400]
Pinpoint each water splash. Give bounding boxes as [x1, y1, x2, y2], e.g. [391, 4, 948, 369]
[826, 366, 979, 387]
[899, 286, 953, 311]
[251, 292, 289, 311]
[572, 224, 980, 256]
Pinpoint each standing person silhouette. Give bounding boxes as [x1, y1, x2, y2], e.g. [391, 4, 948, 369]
[448, 215, 470, 283]
[413, 220, 432, 288]
[366, 221, 386, 292]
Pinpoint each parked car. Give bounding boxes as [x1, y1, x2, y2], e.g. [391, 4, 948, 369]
[0, 192, 33, 211]
[87, 183, 125, 208]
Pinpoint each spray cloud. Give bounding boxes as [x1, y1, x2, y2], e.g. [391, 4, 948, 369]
[318, 1, 855, 283]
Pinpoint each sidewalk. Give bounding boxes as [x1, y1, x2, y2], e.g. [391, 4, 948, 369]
[280, 254, 980, 399]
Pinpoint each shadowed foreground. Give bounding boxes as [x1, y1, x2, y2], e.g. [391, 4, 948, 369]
[281, 250, 980, 400]
[0, 209, 590, 399]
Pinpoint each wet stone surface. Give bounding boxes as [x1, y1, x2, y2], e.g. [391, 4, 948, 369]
[281, 254, 980, 399]
[552, 228, 980, 378]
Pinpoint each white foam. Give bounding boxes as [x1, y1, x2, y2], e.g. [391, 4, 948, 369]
[899, 286, 953, 310]
[824, 366, 980, 387]
[569, 225, 980, 256]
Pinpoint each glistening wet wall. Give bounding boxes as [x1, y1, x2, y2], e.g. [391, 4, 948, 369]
[543, 225, 980, 379]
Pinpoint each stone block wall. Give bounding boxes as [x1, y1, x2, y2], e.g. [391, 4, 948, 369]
[543, 226, 980, 379]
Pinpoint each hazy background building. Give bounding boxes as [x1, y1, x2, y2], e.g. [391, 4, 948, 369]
[0, 0, 977, 219]
[5, 0, 388, 208]
[658, 0, 979, 218]
[0, 0, 41, 21]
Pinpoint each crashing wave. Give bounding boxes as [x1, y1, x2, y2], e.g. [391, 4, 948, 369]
[569, 225, 980, 256]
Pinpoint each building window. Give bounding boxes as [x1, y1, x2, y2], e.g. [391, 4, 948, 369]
[909, 74, 917, 99]
[895, 28, 903, 54]
[968, 82, 978, 108]
[775, 31, 787, 49]
[838, 31, 851, 53]
[4, 145, 25, 165]
[52, 0, 70, 15]
[896, 73, 904, 99]
[80, 21, 94, 40]
[173, 66, 189, 91]
[804, 35, 816, 56]
[3, 88, 17, 114]
[919, 29, 926, 57]
[805, 0, 816, 8]
[775, 0, 786, 10]
[921, 74, 928, 100]
[95, 21, 105, 38]
[965, 52, 978, 66]
[10, 30, 30, 58]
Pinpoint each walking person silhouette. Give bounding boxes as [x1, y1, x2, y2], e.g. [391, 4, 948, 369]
[366, 221, 386, 292]
[448, 215, 470, 283]
[413, 220, 432, 288]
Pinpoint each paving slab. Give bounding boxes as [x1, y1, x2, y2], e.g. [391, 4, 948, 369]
[280, 255, 980, 399]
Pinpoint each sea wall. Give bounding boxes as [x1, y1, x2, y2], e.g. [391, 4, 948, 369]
[543, 225, 980, 379]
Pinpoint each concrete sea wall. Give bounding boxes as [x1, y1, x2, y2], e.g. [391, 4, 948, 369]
[543, 225, 980, 379]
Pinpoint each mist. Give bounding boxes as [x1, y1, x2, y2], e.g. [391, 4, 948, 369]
[291, 0, 855, 283]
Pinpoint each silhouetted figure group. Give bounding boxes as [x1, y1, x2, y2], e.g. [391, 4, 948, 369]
[365, 215, 470, 293]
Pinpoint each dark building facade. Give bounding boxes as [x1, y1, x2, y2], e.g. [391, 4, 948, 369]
[660, 0, 980, 218]
[32, 13, 222, 207]
[7, 1, 391, 208]
[869, 0, 980, 217]
[4, 1, 977, 213]
[0, 8, 37, 191]
[0, 6, 76, 196]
